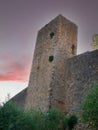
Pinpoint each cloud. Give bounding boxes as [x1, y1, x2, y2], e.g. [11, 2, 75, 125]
[0, 55, 32, 82]
[0, 67, 28, 82]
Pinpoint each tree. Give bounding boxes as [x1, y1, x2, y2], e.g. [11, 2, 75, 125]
[92, 34, 98, 49]
[82, 83, 98, 129]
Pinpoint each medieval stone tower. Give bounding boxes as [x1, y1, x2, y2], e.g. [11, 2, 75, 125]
[10, 15, 98, 117]
[25, 15, 77, 112]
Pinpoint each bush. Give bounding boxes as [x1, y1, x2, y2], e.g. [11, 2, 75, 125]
[68, 115, 78, 130]
[45, 108, 63, 130]
[49, 55, 54, 62]
[50, 32, 54, 38]
[62, 116, 68, 130]
[0, 102, 78, 130]
[82, 83, 98, 129]
[0, 102, 35, 130]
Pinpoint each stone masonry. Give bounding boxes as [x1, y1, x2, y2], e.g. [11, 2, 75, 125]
[25, 15, 77, 112]
[10, 15, 98, 119]
[65, 50, 98, 115]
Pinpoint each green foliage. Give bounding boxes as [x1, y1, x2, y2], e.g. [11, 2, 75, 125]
[50, 32, 54, 38]
[49, 55, 54, 62]
[92, 34, 98, 49]
[45, 108, 63, 130]
[30, 109, 46, 130]
[0, 102, 35, 130]
[82, 83, 98, 129]
[0, 102, 78, 130]
[68, 115, 78, 130]
[62, 116, 68, 130]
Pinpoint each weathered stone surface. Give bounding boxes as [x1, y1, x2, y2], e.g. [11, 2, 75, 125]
[65, 50, 98, 115]
[9, 15, 98, 129]
[25, 15, 77, 111]
[9, 88, 27, 108]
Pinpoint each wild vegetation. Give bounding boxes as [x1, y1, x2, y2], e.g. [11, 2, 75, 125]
[0, 102, 77, 130]
[92, 34, 98, 49]
[82, 83, 98, 130]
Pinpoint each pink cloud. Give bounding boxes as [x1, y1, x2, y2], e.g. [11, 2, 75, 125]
[0, 55, 32, 82]
[0, 70, 28, 82]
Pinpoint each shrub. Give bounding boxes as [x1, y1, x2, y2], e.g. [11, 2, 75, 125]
[45, 108, 63, 130]
[68, 115, 78, 130]
[0, 102, 78, 130]
[62, 116, 68, 130]
[49, 55, 54, 62]
[0, 102, 35, 130]
[82, 83, 98, 129]
[50, 32, 54, 38]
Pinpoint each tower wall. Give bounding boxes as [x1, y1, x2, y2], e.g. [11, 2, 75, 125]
[25, 15, 77, 111]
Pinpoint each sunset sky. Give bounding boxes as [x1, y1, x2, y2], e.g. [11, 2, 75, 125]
[0, 0, 98, 103]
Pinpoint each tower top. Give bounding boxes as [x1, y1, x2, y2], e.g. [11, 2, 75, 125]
[39, 14, 77, 32]
[53, 14, 75, 23]
[37, 14, 77, 57]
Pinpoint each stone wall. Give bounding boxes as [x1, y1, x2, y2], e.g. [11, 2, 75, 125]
[25, 15, 77, 111]
[9, 15, 98, 130]
[65, 50, 98, 115]
[9, 88, 27, 108]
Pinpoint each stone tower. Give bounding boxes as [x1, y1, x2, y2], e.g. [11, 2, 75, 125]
[25, 15, 77, 112]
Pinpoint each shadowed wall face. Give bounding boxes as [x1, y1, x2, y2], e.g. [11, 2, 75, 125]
[10, 88, 27, 108]
[25, 15, 77, 111]
[65, 50, 98, 115]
